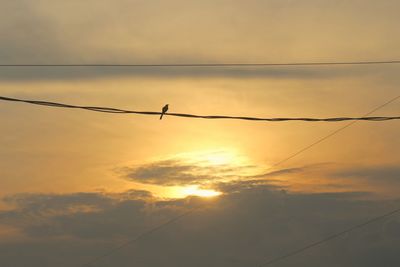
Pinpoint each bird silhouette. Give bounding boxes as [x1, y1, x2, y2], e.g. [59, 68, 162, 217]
[160, 104, 169, 120]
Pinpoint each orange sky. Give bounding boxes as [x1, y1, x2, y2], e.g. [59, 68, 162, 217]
[1, 1, 400, 266]
[1, 76, 399, 200]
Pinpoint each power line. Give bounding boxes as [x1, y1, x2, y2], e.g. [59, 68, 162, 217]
[1, 60, 400, 67]
[259, 206, 400, 266]
[252, 94, 400, 266]
[74, 94, 399, 266]
[81, 209, 196, 267]
[1, 95, 399, 123]
[270, 94, 400, 168]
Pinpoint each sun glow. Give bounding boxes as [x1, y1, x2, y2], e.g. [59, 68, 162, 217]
[203, 153, 234, 165]
[133, 149, 258, 199]
[180, 149, 245, 167]
[181, 185, 222, 198]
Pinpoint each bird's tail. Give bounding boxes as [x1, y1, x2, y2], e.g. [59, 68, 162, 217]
[160, 114, 164, 120]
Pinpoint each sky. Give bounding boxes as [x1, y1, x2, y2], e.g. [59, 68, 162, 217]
[0, 1, 400, 266]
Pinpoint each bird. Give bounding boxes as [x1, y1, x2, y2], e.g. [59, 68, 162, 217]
[160, 104, 169, 120]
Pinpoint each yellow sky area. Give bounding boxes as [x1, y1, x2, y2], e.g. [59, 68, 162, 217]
[0, 75, 399, 201]
[136, 184, 222, 199]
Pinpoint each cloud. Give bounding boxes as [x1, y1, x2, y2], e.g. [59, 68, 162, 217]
[0, 190, 157, 239]
[0, 181, 400, 267]
[1, 0, 399, 81]
[250, 166, 306, 179]
[121, 157, 308, 187]
[0, 66, 374, 82]
[123, 159, 208, 185]
[334, 165, 400, 184]
[328, 165, 400, 196]
[0, 1, 67, 64]
[121, 156, 323, 192]
[122, 158, 261, 186]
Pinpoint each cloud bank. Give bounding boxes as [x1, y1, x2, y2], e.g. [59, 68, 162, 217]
[0, 176, 399, 267]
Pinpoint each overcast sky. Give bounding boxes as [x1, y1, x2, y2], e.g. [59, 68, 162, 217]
[1, 1, 400, 266]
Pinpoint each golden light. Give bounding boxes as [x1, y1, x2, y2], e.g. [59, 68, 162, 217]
[180, 149, 244, 166]
[181, 185, 222, 198]
[126, 149, 257, 199]
[203, 153, 234, 165]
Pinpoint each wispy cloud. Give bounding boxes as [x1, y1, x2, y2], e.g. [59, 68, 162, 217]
[121, 155, 261, 186]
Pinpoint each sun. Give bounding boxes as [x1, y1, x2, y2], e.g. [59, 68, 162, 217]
[181, 185, 222, 198]
[143, 149, 252, 199]
[183, 149, 243, 166]
[203, 153, 233, 165]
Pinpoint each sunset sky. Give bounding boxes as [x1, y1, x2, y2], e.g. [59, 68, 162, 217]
[1, 1, 400, 266]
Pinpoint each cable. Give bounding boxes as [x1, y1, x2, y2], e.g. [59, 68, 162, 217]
[73, 95, 400, 267]
[251, 94, 400, 265]
[270, 94, 400, 168]
[1, 95, 400, 123]
[252, 94, 400, 265]
[81, 209, 196, 267]
[1, 60, 400, 67]
[259, 206, 400, 266]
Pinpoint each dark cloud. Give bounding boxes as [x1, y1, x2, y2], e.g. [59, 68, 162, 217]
[1, 1, 398, 81]
[124, 159, 207, 185]
[122, 158, 320, 188]
[0, 190, 156, 239]
[122, 159, 260, 186]
[0, 66, 375, 82]
[329, 165, 400, 196]
[0, 182, 399, 267]
[0, 1, 66, 64]
[250, 166, 305, 179]
[333, 165, 400, 185]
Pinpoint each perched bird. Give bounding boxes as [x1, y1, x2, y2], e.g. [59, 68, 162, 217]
[160, 104, 169, 120]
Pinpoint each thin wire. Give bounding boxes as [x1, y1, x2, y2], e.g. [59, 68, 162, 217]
[81, 209, 197, 267]
[259, 207, 400, 266]
[270, 94, 400, 168]
[1, 95, 400, 123]
[4, 92, 392, 266]
[1, 60, 400, 67]
[76, 93, 399, 266]
[254, 94, 400, 265]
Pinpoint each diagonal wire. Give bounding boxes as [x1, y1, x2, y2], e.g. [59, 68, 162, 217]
[0, 93, 399, 266]
[1, 95, 400, 123]
[1, 60, 400, 67]
[81, 209, 197, 267]
[255, 94, 400, 265]
[270, 94, 400, 168]
[259, 206, 400, 266]
[73, 94, 400, 267]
